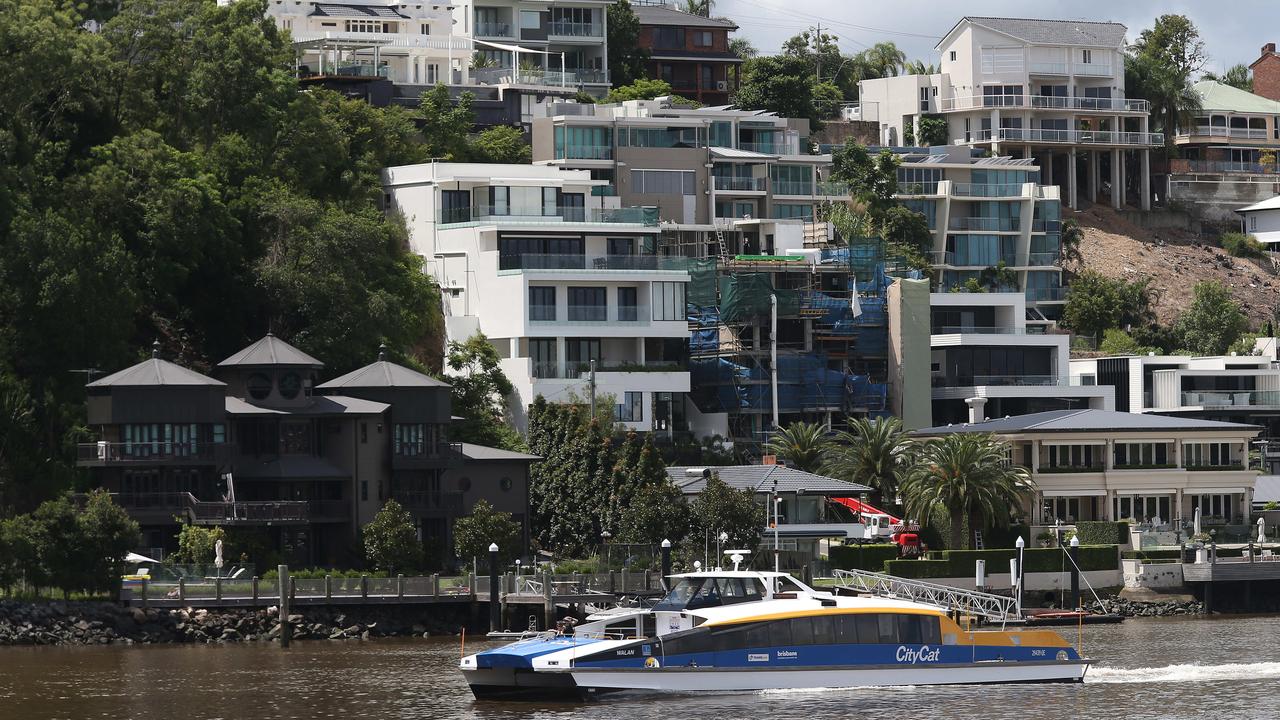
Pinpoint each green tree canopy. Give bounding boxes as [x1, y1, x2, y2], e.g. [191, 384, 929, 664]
[604, 78, 680, 103]
[617, 480, 690, 546]
[823, 417, 910, 505]
[469, 126, 532, 164]
[363, 500, 423, 574]
[446, 333, 522, 450]
[1202, 64, 1252, 92]
[32, 496, 85, 598]
[1175, 280, 1248, 355]
[689, 473, 761, 553]
[734, 55, 824, 127]
[1128, 15, 1206, 150]
[453, 499, 523, 570]
[1061, 271, 1154, 340]
[607, 0, 648, 88]
[173, 525, 226, 565]
[900, 434, 1032, 549]
[78, 490, 141, 595]
[763, 422, 831, 473]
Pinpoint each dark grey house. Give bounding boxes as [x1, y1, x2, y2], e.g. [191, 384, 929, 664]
[79, 337, 536, 568]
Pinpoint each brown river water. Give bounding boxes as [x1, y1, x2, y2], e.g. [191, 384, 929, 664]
[2, 616, 1278, 719]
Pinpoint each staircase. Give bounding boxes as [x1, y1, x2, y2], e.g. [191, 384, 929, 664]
[831, 568, 1017, 622]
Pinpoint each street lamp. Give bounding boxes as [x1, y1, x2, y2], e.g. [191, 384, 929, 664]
[601, 530, 612, 570]
[717, 531, 728, 566]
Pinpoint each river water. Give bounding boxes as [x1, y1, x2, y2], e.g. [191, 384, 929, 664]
[2, 616, 1277, 720]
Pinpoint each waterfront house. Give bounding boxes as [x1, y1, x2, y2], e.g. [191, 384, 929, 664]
[633, 2, 741, 106]
[912, 409, 1261, 532]
[1235, 195, 1280, 247]
[857, 16, 1159, 210]
[79, 337, 535, 567]
[382, 161, 692, 433]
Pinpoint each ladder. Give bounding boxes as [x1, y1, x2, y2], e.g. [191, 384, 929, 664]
[973, 530, 984, 550]
[713, 220, 729, 258]
[831, 568, 1016, 622]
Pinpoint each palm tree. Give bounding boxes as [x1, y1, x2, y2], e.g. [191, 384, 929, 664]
[763, 421, 831, 473]
[1058, 217, 1084, 268]
[899, 433, 1033, 550]
[903, 59, 937, 75]
[681, 0, 712, 17]
[1201, 64, 1251, 92]
[823, 416, 911, 505]
[864, 42, 907, 78]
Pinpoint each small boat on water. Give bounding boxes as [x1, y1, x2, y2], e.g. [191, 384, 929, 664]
[461, 559, 1088, 699]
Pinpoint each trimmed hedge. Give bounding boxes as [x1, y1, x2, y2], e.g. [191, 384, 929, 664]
[830, 544, 901, 572]
[1123, 547, 1243, 560]
[884, 545, 1119, 579]
[1076, 521, 1130, 547]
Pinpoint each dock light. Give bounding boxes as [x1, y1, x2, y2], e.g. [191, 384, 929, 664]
[1070, 535, 1080, 548]
[489, 543, 498, 552]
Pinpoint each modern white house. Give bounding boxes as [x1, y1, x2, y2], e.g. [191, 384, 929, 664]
[1071, 352, 1280, 438]
[457, 0, 613, 91]
[921, 292, 1112, 425]
[857, 16, 1160, 211]
[913, 409, 1261, 530]
[1235, 195, 1280, 246]
[381, 162, 691, 432]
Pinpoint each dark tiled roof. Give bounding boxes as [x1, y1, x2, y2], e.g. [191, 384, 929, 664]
[667, 465, 870, 496]
[958, 17, 1127, 47]
[634, 4, 737, 29]
[913, 409, 1260, 436]
[225, 395, 389, 416]
[317, 359, 450, 389]
[218, 334, 324, 369]
[88, 358, 224, 388]
[460, 443, 541, 461]
[311, 4, 409, 20]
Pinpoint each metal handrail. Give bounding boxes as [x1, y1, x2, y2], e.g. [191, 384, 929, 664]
[831, 568, 1017, 622]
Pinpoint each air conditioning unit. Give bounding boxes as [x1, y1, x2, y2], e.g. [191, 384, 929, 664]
[716, 80, 727, 91]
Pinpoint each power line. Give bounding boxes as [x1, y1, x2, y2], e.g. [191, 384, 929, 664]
[730, 0, 943, 41]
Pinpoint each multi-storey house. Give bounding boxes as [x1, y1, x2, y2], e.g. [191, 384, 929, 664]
[858, 16, 1160, 211]
[382, 161, 692, 433]
[633, 2, 741, 106]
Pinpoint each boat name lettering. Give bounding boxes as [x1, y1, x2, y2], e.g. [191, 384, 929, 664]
[747, 653, 769, 662]
[775, 650, 798, 659]
[615, 648, 636, 656]
[896, 645, 942, 664]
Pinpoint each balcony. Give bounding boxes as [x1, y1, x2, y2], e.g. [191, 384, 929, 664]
[1169, 159, 1280, 175]
[497, 254, 690, 274]
[392, 491, 464, 514]
[939, 95, 1148, 113]
[535, 304, 652, 325]
[1026, 287, 1069, 302]
[440, 205, 657, 227]
[816, 181, 851, 197]
[714, 176, 767, 191]
[1028, 62, 1068, 75]
[470, 67, 607, 87]
[932, 326, 1028, 335]
[1073, 63, 1112, 77]
[1177, 126, 1270, 141]
[951, 183, 1026, 198]
[475, 21, 512, 38]
[975, 128, 1163, 147]
[1030, 219, 1060, 233]
[971, 374, 1071, 386]
[898, 181, 941, 196]
[77, 442, 233, 467]
[1039, 465, 1105, 474]
[102, 492, 310, 525]
[548, 20, 603, 37]
[560, 144, 613, 160]
[392, 441, 464, 469]
[1181, 390, 1280, 408]
[738, 142, 781, 154]
[1025, 252, 1059, 266]
[948, 216, 1020, 232]
[532, 360, 686, 380]
[772, 180, 815, 196]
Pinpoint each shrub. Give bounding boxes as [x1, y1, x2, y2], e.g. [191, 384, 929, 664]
[1075, 521, 1130, 546]
[829, 544, 901, 571]
[883, 546, 1119, 579]
[1221, 232, 1266, 260]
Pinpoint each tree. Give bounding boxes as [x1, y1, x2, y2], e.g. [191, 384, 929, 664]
[689, 473, 762, 552]
[607, 0, 648, 88]
[446, 333, 521, 449]
[900, 434, 1032, 550]
[1061, 271, 1153, 340]
[173, 525, 226, 565]
[978, 262, 1018, 292]
[0, 515, 43, 592]
[729, 38, 757, 60]
[680, 0, 713, 16]
[863, 42, 907, 78]
[363, 500, 423, 574]
[734, 55, 823, 127]
[453, 500, 523, 570]
[617, 480, 690, 546]
[604, 78, 677, 103]
[1129, 15, 1207, 151]
[812, 82, 844, 120]
[468, 125, 530, 164]
[830, 145, 900, 217]
[763, 422, 831, 473]
[1099, 328, 1157, 356]
[1058, 218, 1084, 267]
[1202, 64, 1252, 92]
[879, 205, 932, 256]
[904, 59, 938, 75]
[823, 417, 910, 505]
[915, 115, 949, 146]
[528, 401, 620, 557]
[1175, 280, 1248, 355]
[32, 496, 86, 597]
[604, 432, 669, 532]
[78, 490, 141, 595]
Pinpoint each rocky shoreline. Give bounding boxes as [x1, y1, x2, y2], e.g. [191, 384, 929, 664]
[0, 600, 471, 646]
[1084, 597, 1205, 617]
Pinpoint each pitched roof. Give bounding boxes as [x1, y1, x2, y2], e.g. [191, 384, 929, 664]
[316, 349, 450, 389]
[633, 4, 737, 30]
[913, 409, 1260, 436]
[459, 443, 541, 461]
[1192, 80, 1280, 114]
[218, 334, 324, 369]
[225, 395, 389, 416]
[953, 17, 1127, 48]
[311, 4, 409, 20]
[1237, 195, 1280, 213]
[667, 465, 870, 496]
[88, 356, 224, 388]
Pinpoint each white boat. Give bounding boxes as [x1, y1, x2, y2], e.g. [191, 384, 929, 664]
[461, 559, 1089, 699]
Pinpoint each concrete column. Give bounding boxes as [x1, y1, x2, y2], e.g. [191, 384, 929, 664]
[555, 336, 566, 378]
[990, 109, 1001, 154]
[1111, 149, 1122, 210]
[1119, 151, 1127, 207]
[1088, 150, 1099, 202]
[1141, 149, 1152, 210]
[1044, 151, 1055, 187]
[1067, 150, 1078, 209]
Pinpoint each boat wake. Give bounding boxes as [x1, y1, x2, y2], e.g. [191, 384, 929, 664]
[1088, 662, 1280, 684]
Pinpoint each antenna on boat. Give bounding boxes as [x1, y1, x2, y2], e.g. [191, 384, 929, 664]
[724, 550, 751, 572]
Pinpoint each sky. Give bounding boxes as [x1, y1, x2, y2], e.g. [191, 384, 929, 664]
[715, 0, 1280, 76]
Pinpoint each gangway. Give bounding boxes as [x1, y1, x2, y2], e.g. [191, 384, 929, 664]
[830, 568, 1018, 623]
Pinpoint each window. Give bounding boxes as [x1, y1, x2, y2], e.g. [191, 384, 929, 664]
[554, 125, 612, 160]
[1250, 215, 1258, 231]
[919, 86, 930, 112]
[1184, 442, 1236, 468]
[346, 20, 387, 33]
[565, 338, 601, 374]
[1081, 49, 1092, 64]
[701, 64, 713, 89]
[617, 287, 638, 321]
[654, 27, 685, 49]
[949, 50, 957, 61]
[421, 22, 430, 34]
[529, 286, 556, 321]
[520, 10, 540, 30]
[360, 423, 368, 444]
[693, 31, 713, 47]
[772, 204, 814, 220]
[499, 236, 583, 270]
[568, 287, 607, 321]
[395, 423, 430, 456]
[608, 237, 635, 256]
[361, 480, 368, 502]
[652, 281, 686, 321]
[531, 338, 557, 378]
[615, 391, 642, 422]
[281, 423, 311, 454]
[621, 127, 703, 148]
[631, 169, 696, 194]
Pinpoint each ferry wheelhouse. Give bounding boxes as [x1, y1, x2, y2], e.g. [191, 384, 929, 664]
[461, 565, 1088, 699]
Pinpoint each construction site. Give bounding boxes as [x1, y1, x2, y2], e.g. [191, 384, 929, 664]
[663, 220, 914, 445]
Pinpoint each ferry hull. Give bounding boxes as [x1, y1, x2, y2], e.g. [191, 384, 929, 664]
[566, 660, 1088, 693]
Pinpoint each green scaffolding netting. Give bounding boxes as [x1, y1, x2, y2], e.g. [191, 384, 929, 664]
[686, 258, 719, 307]
[718, 273, 800, 322]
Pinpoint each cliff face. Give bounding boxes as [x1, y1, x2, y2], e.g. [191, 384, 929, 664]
[1069, 205, 1280, 328]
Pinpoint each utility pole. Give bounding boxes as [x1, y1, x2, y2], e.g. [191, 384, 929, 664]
[770, 293, 779, 436]
[814, 22, 822, 83]
[588, 358, 597, 418]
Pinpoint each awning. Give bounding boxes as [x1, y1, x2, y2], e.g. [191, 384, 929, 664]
[830, 497, 902, 523]
[1040, 489, 1108, 497]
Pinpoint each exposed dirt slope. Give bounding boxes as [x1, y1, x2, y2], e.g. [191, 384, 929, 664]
[1070, 205, 1280, 328]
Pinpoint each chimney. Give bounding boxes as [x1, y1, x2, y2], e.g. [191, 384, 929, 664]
[1265, 43, 1277, 56]
[965, 396, 988, 424]
[1255, 43, 1280, 102]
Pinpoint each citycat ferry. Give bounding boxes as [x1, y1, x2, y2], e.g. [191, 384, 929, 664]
[461, 560, 1088, 699]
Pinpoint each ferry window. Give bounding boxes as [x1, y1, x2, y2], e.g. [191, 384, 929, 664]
[855, 614, 879, 643]
[810, 615, 833, 643]
[789, 617, 814, 646]
[877, 614, 898, 644]
[768, 619, 792, 647]
[654, 578, 701, 611]
[921, 617, 941, 644]
[834, 615, 861, 644]
[714, 578, 751, 604]
[743, 579, 765, 600]
[687, 580, 724, 610]
[773, 576, 805, 594]
[745, 622, 770, 648]
[897, 615, 924, 644]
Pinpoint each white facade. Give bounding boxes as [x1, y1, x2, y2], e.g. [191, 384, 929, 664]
[456, 0, 612, 89]
[382, 162, 690, 432]
[929, 292, 1112, 424]
[858, 16, 1158, 211]
[1236, 196, 1280, 246]
[1071, 353, 1280, 416]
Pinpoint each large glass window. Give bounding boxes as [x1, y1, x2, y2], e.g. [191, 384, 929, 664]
[565, 338, 602, 373]
[772, 203, 814, 220]
[529, 286, 556, 321]
[554, 125, 612, 159]
[568, 287, 606, 321]
[652, 282, 686, 321]
[653, 27, 685, 49]
[615, 391, 643, 422]
[475, 186, 558, 217]
[770, 164, 812, 195]
[630, 169, 696, 194]
[620, 127, 703, 148]
[617, 287, 638, 321]
[530, 338, 557, 378]
[709, 121, 733, 148]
